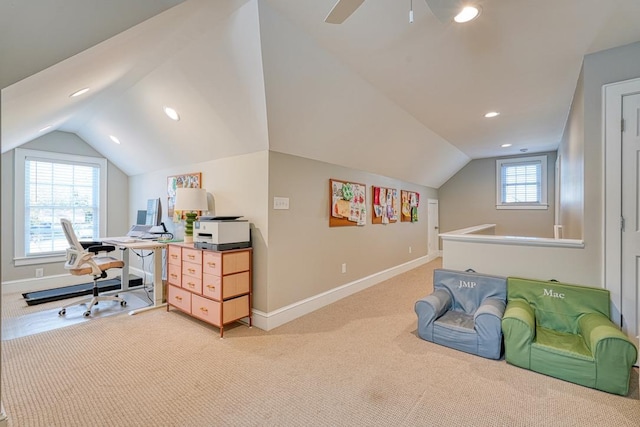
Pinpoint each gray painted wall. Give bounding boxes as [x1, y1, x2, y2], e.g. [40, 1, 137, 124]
[557, 68, 585, 240]
[267, 151, 436, 312]
[1, 131, 129, 282]
[439, 152, 556, 237]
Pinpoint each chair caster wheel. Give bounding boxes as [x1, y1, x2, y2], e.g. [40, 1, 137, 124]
[58, 309, 66, 316]
[120, 300, 127, 307]
[83, 311, 91, 317]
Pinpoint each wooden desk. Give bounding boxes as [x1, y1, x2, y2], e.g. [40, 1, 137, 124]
[101, 238, 167, 314]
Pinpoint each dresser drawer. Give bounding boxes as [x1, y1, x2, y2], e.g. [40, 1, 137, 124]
[168, 245, 182, 266]
[182, 261, 201, 279]
[182, 248, 202, 265]
[223, 295, 250, 324]
[182, 275, 202, 294]
[202, 274, 221, 300]
[222, 251, 250, 275]
[202, 252, 221, 276]
[168, 285, 191, 312]
[191, 294, 221, 326]
[167, 263, 181, 286]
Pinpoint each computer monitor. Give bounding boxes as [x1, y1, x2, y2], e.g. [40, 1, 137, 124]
[145, 198, 161, 226]
[136, 210, 147, 225]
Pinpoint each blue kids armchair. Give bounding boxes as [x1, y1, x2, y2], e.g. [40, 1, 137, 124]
[415, 269, 507, 359]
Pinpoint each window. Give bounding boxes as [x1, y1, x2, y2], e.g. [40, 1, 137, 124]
[14, 148, 107, 265]
[496, 155, 548, 210]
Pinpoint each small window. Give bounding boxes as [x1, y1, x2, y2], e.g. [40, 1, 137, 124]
[14, 148, 107, 265]
[496, 155, 548, 210]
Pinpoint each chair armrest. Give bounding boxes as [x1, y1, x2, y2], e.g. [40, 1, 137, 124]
[474, 298, 506, 322]
[415, 289, 452, 341]
[415, 289, 452, 321]
[501, 299, 536, 368]
[579, 313, 637, 357]
[579, 312, 638, 395]
[85, 244, 116, 254]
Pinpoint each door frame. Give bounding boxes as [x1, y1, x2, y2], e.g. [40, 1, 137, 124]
[427, 198, 440, 257]
[603, 77, 640, 336]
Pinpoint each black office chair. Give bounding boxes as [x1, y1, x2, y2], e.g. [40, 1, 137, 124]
[58, 218, 127, 317]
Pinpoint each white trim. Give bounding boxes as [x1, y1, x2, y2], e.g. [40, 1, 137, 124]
[603, 77, 640, 329]
[440, 224, 583, 248]
[251, 255, 436, 331]
[13, 255, 66, 266]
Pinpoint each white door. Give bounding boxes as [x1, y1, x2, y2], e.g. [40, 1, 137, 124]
[621, 92, 640, 339]
[427, 199, 439, 256]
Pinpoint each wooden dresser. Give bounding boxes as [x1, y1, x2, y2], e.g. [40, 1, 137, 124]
[166, 243, 252, 337]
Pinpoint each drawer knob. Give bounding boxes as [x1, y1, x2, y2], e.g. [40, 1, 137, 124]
[188, 268, 196, 274]
[188, 255, 195, 259]
[171, 254, 178, 259]
[199, 307, 208, 313]
[207, 262, 216, 267]
[170, 273, 177, 279]
[175, 295, 182, 301]
[188, 282, 195, 288]
[207, 285, 216, 290]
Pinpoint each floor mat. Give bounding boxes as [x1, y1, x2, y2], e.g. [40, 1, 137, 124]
[2, 293, 150, 340]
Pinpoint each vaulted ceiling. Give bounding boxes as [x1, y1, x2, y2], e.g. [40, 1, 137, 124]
[3, 0, 640, 188]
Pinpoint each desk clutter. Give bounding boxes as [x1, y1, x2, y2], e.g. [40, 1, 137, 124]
[166, 243, 252, 338]
[415, 269, 638, 396]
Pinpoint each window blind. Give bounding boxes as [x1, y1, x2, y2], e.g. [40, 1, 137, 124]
[501, 160, 542, 204]
[24, 157, 100, 256]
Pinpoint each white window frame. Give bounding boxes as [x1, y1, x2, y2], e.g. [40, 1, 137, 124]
[496, 155, 548, 210]
[14, 148, 107, 266]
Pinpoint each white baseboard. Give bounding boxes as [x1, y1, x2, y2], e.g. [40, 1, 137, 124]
[251, 254, 436, 331]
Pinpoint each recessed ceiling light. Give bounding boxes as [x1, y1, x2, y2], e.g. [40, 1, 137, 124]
[484, 111, 500, 118]
[454, 6, 481, 23]
[70, 87, 90, 98]
[164, 106, 180, 121]
[109, 135, 121, 144]
[501, 144, 512, 148]
[520, 148, 529, 153]
[39, 125, 53, 132]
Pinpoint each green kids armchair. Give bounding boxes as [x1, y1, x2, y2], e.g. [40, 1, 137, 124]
[502, 277, 637, 395]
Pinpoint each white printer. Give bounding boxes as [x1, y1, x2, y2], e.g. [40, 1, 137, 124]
[193, 217, 250, 251]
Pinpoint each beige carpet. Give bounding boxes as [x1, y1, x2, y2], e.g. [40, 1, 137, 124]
[2, 259, 638, 426]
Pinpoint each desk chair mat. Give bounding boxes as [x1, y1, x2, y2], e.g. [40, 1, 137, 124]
[22, 276, 142, 306]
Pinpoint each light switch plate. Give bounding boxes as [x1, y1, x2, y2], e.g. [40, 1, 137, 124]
[273, 197, 289, 210]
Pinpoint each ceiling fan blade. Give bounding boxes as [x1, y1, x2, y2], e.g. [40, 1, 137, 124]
[324, 0, 365, 24]
[424, 0, 466, 23]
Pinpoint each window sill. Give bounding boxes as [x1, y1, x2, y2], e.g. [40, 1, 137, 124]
[14, 254, 66, 266]
[496, 204, 548, 210]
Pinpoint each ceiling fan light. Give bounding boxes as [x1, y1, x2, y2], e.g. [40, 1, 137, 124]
[484, 111, 500, 118]
[501, 143, 512, 148]
[454, 6, 480, 23]
[109, 135, 121, 144]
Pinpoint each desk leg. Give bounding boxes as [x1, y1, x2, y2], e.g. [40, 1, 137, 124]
[129, 246, 166, 315]
[120, 247, 130, 291]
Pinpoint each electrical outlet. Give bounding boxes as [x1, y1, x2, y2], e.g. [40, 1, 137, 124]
[35, 268, 44, 278]
[409, 246, 412, 254]
[341, 263, 347, 274]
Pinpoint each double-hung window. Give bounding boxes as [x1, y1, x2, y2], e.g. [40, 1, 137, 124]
[496, 155, 548, 210]
[14, 148, 107, 265]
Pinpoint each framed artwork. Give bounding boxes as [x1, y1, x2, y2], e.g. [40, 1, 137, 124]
[401, 190, 420, 222]
[329, 178, 367, 227]
[167, 172, 201, 221]
[371, 186, 398, 224]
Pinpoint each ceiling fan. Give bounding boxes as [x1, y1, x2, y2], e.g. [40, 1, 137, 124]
[324, 0, 478, 24]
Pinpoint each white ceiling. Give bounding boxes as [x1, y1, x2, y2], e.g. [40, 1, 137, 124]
[2, 0, 640, 187]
